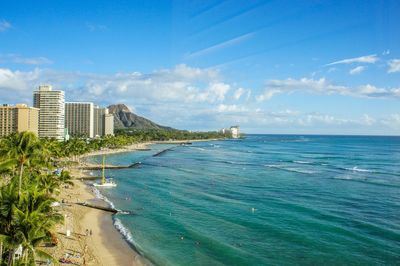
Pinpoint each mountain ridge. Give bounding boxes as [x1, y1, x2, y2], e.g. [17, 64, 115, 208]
[107, 104, 174, 130]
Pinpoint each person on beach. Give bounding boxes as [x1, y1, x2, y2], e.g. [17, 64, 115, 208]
[90, 229, 92, 236]
[85, 229, 89, 236]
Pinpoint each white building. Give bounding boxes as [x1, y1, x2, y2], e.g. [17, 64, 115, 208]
[220, 126, 240, 138]
[65, 102, 94, 138]
[33, 85, 65, 140]
[94, 106, 114, 137]
[230, 126, 240, 138]
[104, 112, 114, 136]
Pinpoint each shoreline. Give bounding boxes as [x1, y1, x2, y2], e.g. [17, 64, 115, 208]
[80, 138, 221, 159]
[62, 138, 218, 265]
[49, 167, 147, 266]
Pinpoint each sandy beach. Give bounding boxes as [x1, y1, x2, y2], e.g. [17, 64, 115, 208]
[45, 167, 146, 266]
[80, 139, 219, 159]
[49, 139, 218, 265]
[81, 142, 152, 158]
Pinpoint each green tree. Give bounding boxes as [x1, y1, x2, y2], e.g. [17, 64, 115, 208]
[0, 132, 43, 197]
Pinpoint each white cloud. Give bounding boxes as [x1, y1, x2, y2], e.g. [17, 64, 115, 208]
[0, 68, 43, 103]
[232, 87, 251, 100]
[349, 66, 365, 75]
[0, 68, 41, 91]
[361, 114, 376, 126]
[326, 54, 379, 66]
[193, 82, 230, 102]
[382, 50, 390, 56]
[206, 103, 398, 131]
[357, 84, 387, 95]
[297, 113, 349, 126]
[0, 64, 231, 105]
[256, 77, 400, 101]
[381, 114, 400, 129]
[216, 104, 248, 113]
[208, 104, 400, 134]
[165, 64, 219, 81]
[0, 54, 52, 65]
[0, 65, 398, 134]
[0, 19, 11, 32]
[233, 88, 244, 100]
[388, 59, 400, 73]
[256, 89, 281, 101]
[186, 32, 254, 58]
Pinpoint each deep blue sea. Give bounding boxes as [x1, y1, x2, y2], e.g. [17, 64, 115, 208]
[89, 135, 400, 265]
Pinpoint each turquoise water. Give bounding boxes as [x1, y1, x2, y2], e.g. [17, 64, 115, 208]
[91, 135, 400, 265]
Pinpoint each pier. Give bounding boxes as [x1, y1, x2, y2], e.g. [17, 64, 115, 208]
[76, 202, 134, 215]
[79, 162, 141, 170]
[80, 145, 182, 170]
[153, 147, 175, 157]
[76, 202, 118, 213]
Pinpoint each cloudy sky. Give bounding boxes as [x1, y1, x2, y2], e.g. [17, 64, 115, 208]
[1, 0, 399, 135]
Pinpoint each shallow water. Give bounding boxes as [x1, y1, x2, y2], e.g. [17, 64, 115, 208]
[91, 135, 400, 265]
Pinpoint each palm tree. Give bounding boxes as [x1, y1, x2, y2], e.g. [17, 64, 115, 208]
[58, 170, 74, 187]
[0, 183, 62, 265]
[0, 181, 19, 265]
[35, 174, 61, 196]
[12, 185, 62, 265]
[0, 132, 43, 197]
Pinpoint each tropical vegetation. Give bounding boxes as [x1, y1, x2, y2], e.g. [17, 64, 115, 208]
[0, 132, 68, 265]
[115, 128, 233, 141]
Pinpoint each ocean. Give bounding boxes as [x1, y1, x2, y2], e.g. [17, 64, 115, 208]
[89, 135, 400, 265]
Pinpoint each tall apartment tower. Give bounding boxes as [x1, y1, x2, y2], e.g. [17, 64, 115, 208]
[104, 111, 114, 136]
[0, 104, 39, 137]
[33, 85, 65, 140]
[94, 106, 114, 137]
[65, 102, 94, 138]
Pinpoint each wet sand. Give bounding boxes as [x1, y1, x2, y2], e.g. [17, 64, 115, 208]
[44, 168, 146, 266]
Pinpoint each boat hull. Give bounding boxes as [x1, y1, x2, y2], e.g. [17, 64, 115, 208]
[93, 183, 117, 187]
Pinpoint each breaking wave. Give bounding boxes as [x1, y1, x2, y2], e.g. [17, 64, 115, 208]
[345, 166, 374, 173]
[92, 186, 117, 210]
[265, 164, 316, 174]
[114, 217, 135, 245]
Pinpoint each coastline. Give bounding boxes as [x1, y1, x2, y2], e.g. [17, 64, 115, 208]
[58, 138, 218, 265]
[81, 142, 152, 158]
[48, 167, 146, 266]
[80, 138, 220, 159]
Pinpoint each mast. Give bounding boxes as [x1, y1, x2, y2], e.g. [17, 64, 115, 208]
[102, 155, 105, 184]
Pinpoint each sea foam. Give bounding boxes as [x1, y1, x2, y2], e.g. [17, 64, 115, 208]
[265, 164, 316, 174]
[345, 166, 374, 173]
[114, 217, 135, 245]
[293, 160, 311, 164]
[113, 217, 146, 256]
[92, 186, 117, 210]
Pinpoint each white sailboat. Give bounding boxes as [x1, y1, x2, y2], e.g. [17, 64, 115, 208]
[93, 155, 117, 187]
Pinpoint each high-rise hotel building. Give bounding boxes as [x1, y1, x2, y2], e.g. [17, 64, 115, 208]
[0, 104, 39, 137]
[33, 85, 65, 140]
[65, 102, 94, 138]
[94, 106, 114, 137]
[104, 111, 114, 136]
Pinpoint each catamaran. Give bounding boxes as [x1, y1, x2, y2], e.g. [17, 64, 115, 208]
[93, 155, 117, 187]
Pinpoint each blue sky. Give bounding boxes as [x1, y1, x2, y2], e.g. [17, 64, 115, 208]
[0, 0, 400, 135]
